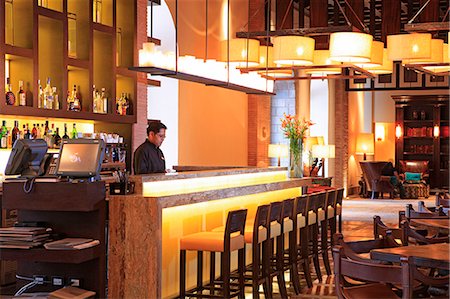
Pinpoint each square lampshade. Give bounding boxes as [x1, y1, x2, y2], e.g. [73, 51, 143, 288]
[355, 133, 375, 155]
[312, 144, 335, 158]
[268, 144, 289, 158]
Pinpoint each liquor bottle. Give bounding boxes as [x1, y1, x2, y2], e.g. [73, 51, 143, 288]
[38, 80, 44, 108]
[36, 124, 41, 139]
[49, 123, 55, 148]
[44, 78, 53, 109]
[92, 85, 99, 113]
[101, 88, 107, 114]
[62, 123, 69, 139]
[53, 87, 59, 110]
[12, 121, 19, 146]
[71, 85, 81, 112]
[31, 124, 37, 139]
[24, 124, 31, 140]
[5, 78, 15, 105]
[18, 80, 26, 106]
[66, 90, 73, 111]
[53, 127, 61, 148]
[116, 93, 124, 115]
[0, 121, 7, 148]
[123, 93, 130, 115]
[126, 93, 133, 115]
[71, 123, 78, 139]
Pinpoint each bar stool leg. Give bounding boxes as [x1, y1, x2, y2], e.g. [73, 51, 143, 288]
[311, 224, 322, 281]
[221, 251, 231, 298]
[210, 252, 216, 295]
[289, 231, 301, 294]
[180, 249, 186, 298]
[238, 248, 245, 299]
[320, 220, 331, 275]
[276, 236, 288, 298]
[252, 243, 261, 299]
[262, 239, 273, 296]
[300, 227, 313, 288]
[197, 251, 203, 293]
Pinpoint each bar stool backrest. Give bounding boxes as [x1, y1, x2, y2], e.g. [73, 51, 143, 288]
[225, 209, 247, 237]
[336, 188, 344, 207]
[316, 192, 327, 210]
[253, 204, 270, 242]
[406, 204, 448, 219]
[326, 189, 337, 209]
[269, 201, 283, 224]
[307, 193, 320, 212]
[295, 195, 308, 217]
[282, 198, 295, 219]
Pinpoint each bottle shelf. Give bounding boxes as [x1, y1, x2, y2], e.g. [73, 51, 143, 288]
[93, 22, 115, 34]
[0, 246, 101, 264]
[403, 136, 434, 139]
[37, 6, 65, 20]
[404, 120, 433, 124]
[403, 152, 433, 155]
[67, 58, 90, 70]
[5, 45, 34, 58]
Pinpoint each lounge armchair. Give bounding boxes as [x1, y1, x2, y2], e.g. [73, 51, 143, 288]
[360, 161, 395, 199]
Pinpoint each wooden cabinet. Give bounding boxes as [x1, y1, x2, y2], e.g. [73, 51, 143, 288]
[393, 95, 449, 189]
[0, 181, 106, 297]
[0, 0, 137, 123]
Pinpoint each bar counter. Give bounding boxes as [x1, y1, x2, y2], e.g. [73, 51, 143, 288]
[108, 167, 312, 298]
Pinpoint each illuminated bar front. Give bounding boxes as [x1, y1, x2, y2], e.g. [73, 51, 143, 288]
[108, 167, 311, 298]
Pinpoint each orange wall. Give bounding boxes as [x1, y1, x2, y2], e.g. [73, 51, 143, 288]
[163, 0, 250, 166]
[374, 123, 395, 162]
[178, 80, 248, 166]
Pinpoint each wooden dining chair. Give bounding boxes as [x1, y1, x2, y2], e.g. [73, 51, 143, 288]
[333, 244, 403, 299]
[400, 220, 450, 246]
[373, 215, 404, 244]
[401, 256, 450, 299]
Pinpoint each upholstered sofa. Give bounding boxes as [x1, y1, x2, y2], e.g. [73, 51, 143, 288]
[398, 160, 430, 183]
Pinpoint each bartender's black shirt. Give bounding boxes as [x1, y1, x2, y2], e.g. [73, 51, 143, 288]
[133, 139, 166, 174]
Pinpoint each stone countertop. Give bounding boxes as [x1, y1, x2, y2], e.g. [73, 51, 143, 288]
[137, 167, 288, 182]
[154, 177, 310, 209]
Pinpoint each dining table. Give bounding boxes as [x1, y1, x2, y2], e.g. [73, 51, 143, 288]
[370, 243, 450, 270]
[410, 218, 450, 234]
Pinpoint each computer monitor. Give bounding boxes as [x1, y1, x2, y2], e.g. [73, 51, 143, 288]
[56, 139, 105, 179]
[5, 139, 48, 177]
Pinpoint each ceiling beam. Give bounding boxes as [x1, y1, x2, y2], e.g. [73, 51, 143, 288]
[404, 21, 450, 32]
[235, 25, 355, 38]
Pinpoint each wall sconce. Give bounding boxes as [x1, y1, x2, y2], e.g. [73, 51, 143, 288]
[375, 123, 385, 142]
[395, 124, 403, 139]
[433, 125, 440, 138]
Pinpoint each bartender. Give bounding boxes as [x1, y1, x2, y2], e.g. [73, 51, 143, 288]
[133, 122, 167, 174]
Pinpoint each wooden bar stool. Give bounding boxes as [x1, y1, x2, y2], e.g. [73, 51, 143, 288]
[280, 198, 301, 294]
[266, 201, 288, 298]
[294, 194, 313, 288]
[316, 191, 332, 275]
[335, 188, 344, 233]
[305, 193, 322, 281]
[325, 189, 337, 249]
[179, 209, 247, 299]
[212, 204, 271, 298]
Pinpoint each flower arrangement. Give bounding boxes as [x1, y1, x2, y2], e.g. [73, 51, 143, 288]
[281, 113, 314, 177]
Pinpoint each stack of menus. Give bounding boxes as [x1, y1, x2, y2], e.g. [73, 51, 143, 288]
[0, 227, 52, 249]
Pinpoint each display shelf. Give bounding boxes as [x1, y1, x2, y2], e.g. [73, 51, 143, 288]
[94, 0, 113, 27]
[0, 246, 101, 264]
[93, 22, 115, 34]
[93, 30, 114, 112]
[5, 54, 34, 107]
[67, 66, 90, 112]
[403, 120, 434, 124]
[67, 0, 90, 60]
[116, 74, 135, 116]
[67, 57, 90, 70]
[5, 45, 33, 58]
[38, 0, 63, 13]
[403, 136, 434, 139]
[6, 0, 33, 49]
[116, 0, 135, 67]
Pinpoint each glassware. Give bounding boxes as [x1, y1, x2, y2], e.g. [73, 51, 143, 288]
[68, 13, 77, 58]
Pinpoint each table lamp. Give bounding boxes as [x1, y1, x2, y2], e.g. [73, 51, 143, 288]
[268, 144, 288, 167]
[356, 133, 374, 160]
[312, 144, 335, 177]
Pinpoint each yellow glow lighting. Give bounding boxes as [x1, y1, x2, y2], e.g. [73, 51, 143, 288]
[387, 33, 432, 61]
[395, 124, 403, 139]
[403, 39, 443, 65]
[143, 171, 288, 197]
[375, 123, 386, 142]
[329, 32, 373, 63]
[306, 50, 341, 75]
[356, 40, 384, 68]
[220, 38, 260, 67]
[365, 48, 393, 74]
[273, 36, 315, 66]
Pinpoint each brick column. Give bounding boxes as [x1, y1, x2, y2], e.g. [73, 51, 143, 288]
[132, 0, 148, 154]
[333, 80, 349, 190]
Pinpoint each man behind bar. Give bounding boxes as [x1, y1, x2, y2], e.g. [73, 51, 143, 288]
[133, 122, 167, 174]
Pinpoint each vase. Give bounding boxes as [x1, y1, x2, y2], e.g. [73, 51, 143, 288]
[288, 138, 303, 178]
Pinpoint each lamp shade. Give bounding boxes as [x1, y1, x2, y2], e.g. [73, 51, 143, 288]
[312, 144, 335, 158]
[305, 50, 341, 75]
[403, 38, 443, 64]
[257, 45, 293, 78]
[268, 144, 289, 158]
[355, 133, 374, 155]
[356, 40, 384, 68]
[304, 136, 318, 150]
[220, 38, 260, 67]
[365, 48, 393, 74]
[424, 43, 450, 73]
[387, 33, 432, 61]
[273, 36, 315, 66]
[329, 32, 373, 63]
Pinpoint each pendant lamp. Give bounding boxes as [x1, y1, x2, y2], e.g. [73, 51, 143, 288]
[273, 36, 315, 66]
[403, 39, 443, 64]
[257, 45, 292, 78]
[329, 32, 373, 63]
[305, 50, 341, 75]
[365, 49, 393, 74]
[220, 38, 260, 67]
[423, 43, 450, 73]
[387, 33, 431, 61]
[355, 40, 384, 68]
